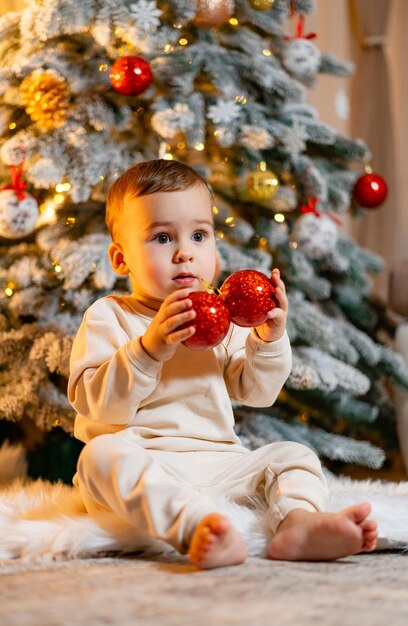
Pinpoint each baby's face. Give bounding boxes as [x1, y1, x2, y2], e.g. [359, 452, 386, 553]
[110, 184, 217, 301]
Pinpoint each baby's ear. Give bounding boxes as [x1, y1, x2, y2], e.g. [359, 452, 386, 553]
[108, 242, 130, 276]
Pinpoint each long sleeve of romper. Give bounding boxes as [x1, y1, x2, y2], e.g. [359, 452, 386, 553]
[223, 327, 292, 408]
[68, 298, 162, 426]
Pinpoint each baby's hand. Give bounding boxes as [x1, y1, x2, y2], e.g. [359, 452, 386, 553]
[141, 289, 196, 362]
[255, 269, 288, 343]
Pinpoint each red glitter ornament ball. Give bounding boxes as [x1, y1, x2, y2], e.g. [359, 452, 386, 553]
[181, 292, 231, 350]
[352, 172, 388, 208]
[109, 56, 152, 96]
[221, 269, 277, 327]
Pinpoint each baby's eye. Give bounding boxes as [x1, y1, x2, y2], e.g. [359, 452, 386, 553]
[153, 233, 171, 244]
[192, 231, 207, 242]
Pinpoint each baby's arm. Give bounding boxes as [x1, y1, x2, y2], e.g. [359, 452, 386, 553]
[68, 299, 162, 425]
[68, 290, 196, 424]
[224, 329, 292, 407]
[223, 269, 291, 407]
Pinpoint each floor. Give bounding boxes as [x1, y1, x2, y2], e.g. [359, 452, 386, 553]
[1, 551, 407, 626]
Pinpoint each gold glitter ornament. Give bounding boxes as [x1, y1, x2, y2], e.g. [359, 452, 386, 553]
[20, 69, 69, 131]
[194, 0, 234, 28]
[248, 0, 275, 10]
[247, 162, 279, 201]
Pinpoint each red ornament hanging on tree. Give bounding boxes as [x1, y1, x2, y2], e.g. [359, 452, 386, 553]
[220, 269, 278, 327]
[109, 56, 152, 96]
[352, 167, 388, 209]
[181, 291, 231, 350]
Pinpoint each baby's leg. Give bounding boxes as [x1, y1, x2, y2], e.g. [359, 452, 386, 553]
[188, 514, 248, 569]
[268, 503, 377, 561]
[76, 433, 217, 553]
[262, 442, 377, 560]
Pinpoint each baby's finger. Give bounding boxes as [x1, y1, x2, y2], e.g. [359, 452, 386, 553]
[271, 271, 286, 291]
[273, 286, 288, 311]
[167, 325, 196, 345]
[163, 297, 193, 319]
[267, 308, 286, 324]
[163, 308, 196, 335]
[163, 288, 193, 306]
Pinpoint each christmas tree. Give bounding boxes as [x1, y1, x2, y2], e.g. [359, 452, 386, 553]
[0, 0, 407, 482]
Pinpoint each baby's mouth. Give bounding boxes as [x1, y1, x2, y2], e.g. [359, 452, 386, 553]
[173, 273, 196, 285]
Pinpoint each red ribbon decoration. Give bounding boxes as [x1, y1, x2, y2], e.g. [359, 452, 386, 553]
[1, 163, 27, 200]
[293, 15, 316, 40]
[285, 3, 317, 41]
[300, 197, 320, 216]
[299, 197, 343, 226]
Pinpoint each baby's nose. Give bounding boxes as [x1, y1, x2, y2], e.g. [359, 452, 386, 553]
[174, 246, 193, 262]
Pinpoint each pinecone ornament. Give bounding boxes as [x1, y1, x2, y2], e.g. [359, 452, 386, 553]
[20, 69, 69, 131]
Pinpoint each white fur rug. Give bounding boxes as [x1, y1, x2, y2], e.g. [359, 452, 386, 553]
[1, 444, 408, 563]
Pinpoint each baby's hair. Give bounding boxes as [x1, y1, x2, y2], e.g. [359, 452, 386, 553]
[105, 159, 212, 240]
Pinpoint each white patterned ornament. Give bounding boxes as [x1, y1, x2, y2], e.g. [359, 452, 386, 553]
[0, 189, 39, 239]
[291, 212, 338, 260]
[283, 38, 321, 79]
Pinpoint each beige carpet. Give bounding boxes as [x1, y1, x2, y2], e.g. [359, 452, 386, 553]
[1, 551, 407, 626]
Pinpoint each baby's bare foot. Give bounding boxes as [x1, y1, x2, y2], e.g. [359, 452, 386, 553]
[268, 502, 377, 562]
[188, 513, 248, 569]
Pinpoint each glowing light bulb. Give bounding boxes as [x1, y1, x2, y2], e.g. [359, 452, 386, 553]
[54, 194, 64, 205]
[5, 282, 15, 297]
[274, 213, 285, 223]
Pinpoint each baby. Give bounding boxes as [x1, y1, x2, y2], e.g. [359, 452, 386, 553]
[68, 159, 377, 568]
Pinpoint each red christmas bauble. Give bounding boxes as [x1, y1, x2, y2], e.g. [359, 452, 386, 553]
[109, 56, 152, 96]
[352, 172, 388, 208]
[220, 269, 277, 327]
[181, 292, 231, 350]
